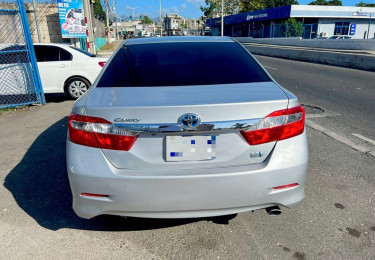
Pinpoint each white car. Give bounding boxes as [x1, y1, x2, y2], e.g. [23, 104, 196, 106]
[67, 37, 308, 219]
[328, 35, 353, 39]
[34, 43, 107, 99]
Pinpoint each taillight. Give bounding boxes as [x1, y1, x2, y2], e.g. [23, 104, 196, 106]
[241, 105, 305, 145]
[68, 113, 137, 151]
[98, 61, 106, 67]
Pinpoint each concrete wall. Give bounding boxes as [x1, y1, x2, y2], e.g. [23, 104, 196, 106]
[25, 3, 67, 43]
[243, 44, 375, 72]
[93, 17, 105, 38]
[235, 37, 375, 50]
[317, 20, 335, 38]
[0, 10, 23, 44]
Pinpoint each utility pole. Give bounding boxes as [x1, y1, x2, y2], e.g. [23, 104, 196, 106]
[367, 13, 372, 39]
[87, 0, 95, 53]
[32, 0, 41, 42]
[105, 0, 110, 45]
[112, 0, 118, 40]
[159, 0, 162, 35]
[221, 0, 224, 36]
[83, 0, 95, 53]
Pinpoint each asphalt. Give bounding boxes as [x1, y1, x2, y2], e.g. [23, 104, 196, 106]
[0, 58, 374, 259]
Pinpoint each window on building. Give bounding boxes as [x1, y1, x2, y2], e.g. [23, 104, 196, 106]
[334, 22, 350, 35]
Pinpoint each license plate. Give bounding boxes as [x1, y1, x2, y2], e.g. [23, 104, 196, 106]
[165, 135, 216, 162]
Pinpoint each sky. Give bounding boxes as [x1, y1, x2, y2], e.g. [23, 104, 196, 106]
[114, 0, 372, 19]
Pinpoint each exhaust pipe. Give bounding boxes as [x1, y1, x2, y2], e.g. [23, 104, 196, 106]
[265, 206, 281, 216]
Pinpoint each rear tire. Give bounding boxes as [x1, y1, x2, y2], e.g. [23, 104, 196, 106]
[65, 77, 90, 99]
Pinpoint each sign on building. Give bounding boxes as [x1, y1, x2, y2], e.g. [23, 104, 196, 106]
[57, 0, 86, 38]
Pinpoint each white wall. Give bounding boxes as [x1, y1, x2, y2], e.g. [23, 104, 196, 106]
[317, 20, 335, 38]
[318, 18, 374, 39]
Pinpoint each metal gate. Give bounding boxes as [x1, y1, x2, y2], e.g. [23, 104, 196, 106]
[0, 0, 45, 109]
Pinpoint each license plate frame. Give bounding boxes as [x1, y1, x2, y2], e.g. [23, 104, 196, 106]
[165, 135, 216, 162]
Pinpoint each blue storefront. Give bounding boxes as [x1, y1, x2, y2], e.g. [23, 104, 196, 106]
[206, 5, 375, 39]
[206, 5, 292, 38]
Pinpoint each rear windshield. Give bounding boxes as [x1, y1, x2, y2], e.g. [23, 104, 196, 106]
[69, 46, 96, 57]
[97, 42, 270, 87]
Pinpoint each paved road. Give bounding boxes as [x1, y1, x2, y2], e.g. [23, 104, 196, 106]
[0, 59, 374, 259]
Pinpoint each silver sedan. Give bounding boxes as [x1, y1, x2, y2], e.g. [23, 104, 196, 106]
[66, 36, 308, 219]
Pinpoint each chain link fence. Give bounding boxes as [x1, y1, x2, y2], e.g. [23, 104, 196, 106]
[0, 0, 44, 109]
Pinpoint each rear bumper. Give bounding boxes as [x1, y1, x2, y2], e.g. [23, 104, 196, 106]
[66, 131, 308, 219]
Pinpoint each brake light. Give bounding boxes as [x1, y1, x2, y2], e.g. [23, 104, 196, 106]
[68, 113, 137, 151]
[241, 105, 305, 145]
[98, 61, 106, 67]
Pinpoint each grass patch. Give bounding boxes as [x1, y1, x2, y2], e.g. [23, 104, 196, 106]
[0, 105, 28, 115]
[98, 42, 120, 52]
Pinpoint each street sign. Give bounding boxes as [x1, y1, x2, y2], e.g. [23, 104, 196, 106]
[57, 0, 86, 38]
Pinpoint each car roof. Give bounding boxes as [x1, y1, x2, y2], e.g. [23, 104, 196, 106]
[33, 43, 72, 47]
[125, 36, 234, 45]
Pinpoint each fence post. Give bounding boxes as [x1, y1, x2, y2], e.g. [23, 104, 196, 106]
[18, 0, 45, 105]
[286, 23, 288, 38]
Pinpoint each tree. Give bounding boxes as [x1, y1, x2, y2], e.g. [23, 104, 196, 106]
[264, 0, 299, 8]
[93, 1, 106, 21]
[239, 0, 299, 13]
[308, 0, 342, 6]
[200, 0, 218, 18]
[283, 18, 304, 37]
[356, 1, 375, 7]
[239, 0, 265, 12]
[200, 0, 240, 18]
[142, 15, 154, 25]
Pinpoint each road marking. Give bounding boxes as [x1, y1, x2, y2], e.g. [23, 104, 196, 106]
[264, 66, 278, 70]
[352, 133, 375, 146]
[305, 112, 340, 119]
[305, 119, 373, 156]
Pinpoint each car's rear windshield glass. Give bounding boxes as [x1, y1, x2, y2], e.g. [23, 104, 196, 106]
[69, 46, 96, 57]
[97, 42, 271, 87]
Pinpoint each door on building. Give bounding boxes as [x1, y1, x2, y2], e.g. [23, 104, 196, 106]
[303, 24, 318, 39]
[303, 24, 312, 39]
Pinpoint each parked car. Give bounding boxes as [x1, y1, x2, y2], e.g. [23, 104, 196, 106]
[67, 36, 308, 219]
[328, 35, 353, 39]
[0, 43, 107, 99]
[33, 43, 107, 99]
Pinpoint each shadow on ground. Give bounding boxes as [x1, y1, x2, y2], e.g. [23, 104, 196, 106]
[4, 117, 236, 231]
[45, 94, 71, 103]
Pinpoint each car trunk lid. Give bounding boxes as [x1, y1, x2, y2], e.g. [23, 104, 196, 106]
[84, 82, 289, 171]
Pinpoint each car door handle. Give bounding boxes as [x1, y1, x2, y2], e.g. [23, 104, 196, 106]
[58, 64, 66, 68]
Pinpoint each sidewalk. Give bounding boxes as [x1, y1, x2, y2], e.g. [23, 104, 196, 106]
[96, 40, 123, 57]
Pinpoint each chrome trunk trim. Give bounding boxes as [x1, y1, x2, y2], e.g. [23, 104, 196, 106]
[114, 118, 261, 135]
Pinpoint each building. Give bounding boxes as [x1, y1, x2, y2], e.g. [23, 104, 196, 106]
[163, 13, 185, 36]
[164, 14, 206, 36]
[113, 20, 141, 35]
[206, 5, 375, 39]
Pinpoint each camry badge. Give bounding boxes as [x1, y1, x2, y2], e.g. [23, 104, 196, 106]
[114, 118, 141, 123]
